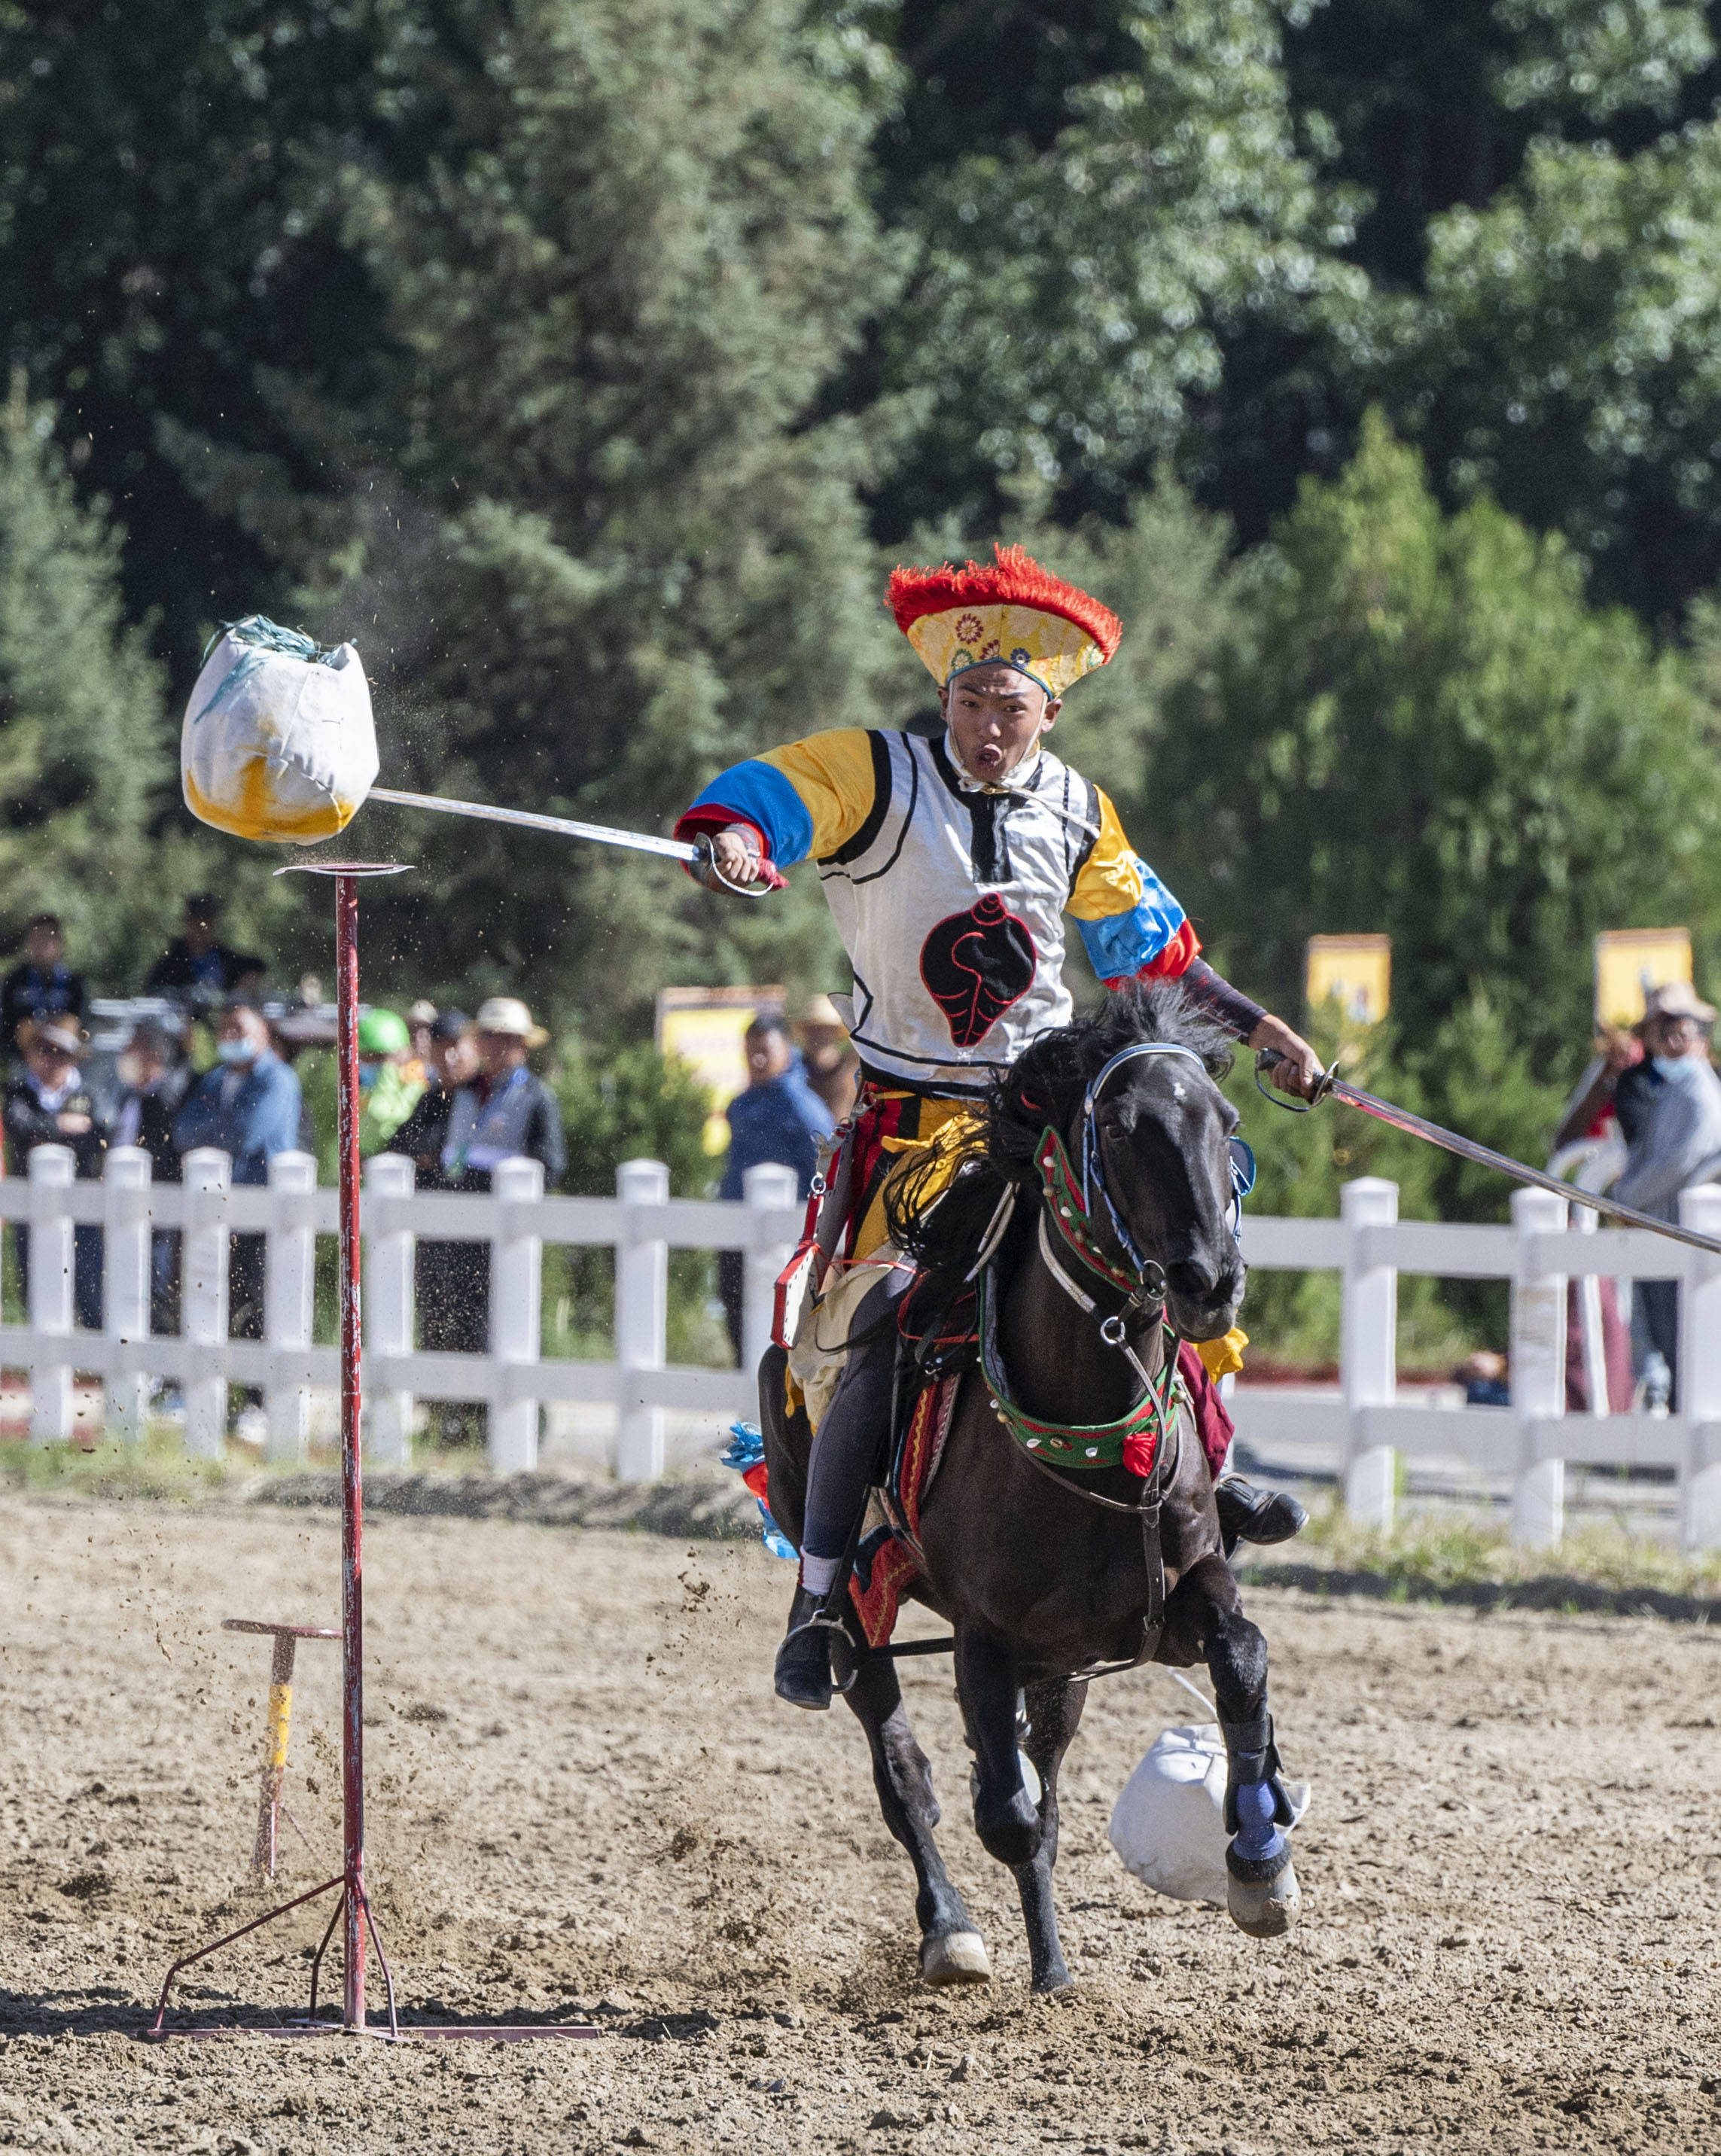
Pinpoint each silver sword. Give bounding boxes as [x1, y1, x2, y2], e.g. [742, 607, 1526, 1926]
[1259, 1053, 1721, 1259]
[364, 785, 767, 893]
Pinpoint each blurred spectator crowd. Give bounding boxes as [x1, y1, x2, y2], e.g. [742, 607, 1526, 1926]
[0, 901, 856, 1439]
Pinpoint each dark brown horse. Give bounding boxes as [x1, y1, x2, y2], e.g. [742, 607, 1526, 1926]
[760, 987, 1299, 1992]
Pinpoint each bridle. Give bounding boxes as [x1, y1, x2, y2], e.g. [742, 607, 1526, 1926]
[982, 1039, 1253, 1515]
[1077, 1041, 1255, 1280]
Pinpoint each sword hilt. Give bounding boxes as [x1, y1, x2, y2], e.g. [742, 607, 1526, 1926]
[1253, 1048, 1338, 1111]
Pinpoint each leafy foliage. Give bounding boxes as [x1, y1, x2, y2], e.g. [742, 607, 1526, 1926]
[1150, 413, 1721, 1092]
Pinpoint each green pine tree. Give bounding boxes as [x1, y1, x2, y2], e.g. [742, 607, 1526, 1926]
[0, 378, 170, 982]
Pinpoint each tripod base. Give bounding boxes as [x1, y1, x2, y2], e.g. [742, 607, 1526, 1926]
[148, 1874, 600, 2043]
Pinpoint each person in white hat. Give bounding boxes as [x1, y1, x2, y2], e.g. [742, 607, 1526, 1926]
[1568, 978, 1721, 1406]
[440, 997, 564, 1188]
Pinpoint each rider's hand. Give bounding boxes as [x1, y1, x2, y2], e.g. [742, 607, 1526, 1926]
[711, 825, 763, 888]
[56, 1112, 92, 1135]
[1248, 1015, 1325, 1103]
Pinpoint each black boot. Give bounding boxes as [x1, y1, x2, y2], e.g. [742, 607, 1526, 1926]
[774, 1584, 837, 1710]
[1214, 1476, 1308, 1559]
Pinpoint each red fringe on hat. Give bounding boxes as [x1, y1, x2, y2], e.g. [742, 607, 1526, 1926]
[887, 543, 1122, 658]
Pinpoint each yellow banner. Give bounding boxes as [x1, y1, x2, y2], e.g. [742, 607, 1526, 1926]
[1305, 935, 1391, 1026]
[1594, 928, 1691, 1028]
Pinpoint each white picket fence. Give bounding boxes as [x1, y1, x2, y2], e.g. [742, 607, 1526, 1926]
[1230, 1177, 1721, 1552]
[0, 1144, 803, 1481]
[4, 1144, 1718, 1552]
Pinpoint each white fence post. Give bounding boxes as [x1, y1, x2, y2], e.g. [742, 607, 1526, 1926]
[1340, 1176, 1398, 1530]
[1510, 1184, 1568, 1549]
[489, 1155, 544, 1473]
[264, 1150, 318, 1464]
[1678, 1182, 1721, 1551]
[615, 1157, 669, 1482]
[182, 1147, 231, 1461]
[364, 1151, 416, 1465]
[742, 1162, 798, 1390]
[102, 1146, 152, 1443]
[27, 1144, 76, 1444]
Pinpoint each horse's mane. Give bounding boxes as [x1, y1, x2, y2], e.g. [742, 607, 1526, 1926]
[885, 984, 1235, 1312]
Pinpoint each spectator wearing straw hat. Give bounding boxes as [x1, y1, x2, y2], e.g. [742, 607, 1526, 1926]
[441, 997, 565, 1192]
[2, 915, 87, 1060]
[4, 1016, 108, 1328]
[1562, 979, 1721, 1405]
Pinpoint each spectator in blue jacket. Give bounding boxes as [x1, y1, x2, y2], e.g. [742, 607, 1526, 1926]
[717, 1011, 835, 1363]
[173, 997, 303, 1343]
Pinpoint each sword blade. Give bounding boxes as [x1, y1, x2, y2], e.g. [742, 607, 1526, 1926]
[1327, 1076, 1721, 1259]
[367, 786, 699, 863]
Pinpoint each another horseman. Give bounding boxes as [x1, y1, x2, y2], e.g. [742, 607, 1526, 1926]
[676, 547, 1321, 1708]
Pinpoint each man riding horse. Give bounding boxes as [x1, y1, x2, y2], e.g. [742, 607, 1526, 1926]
[676, 545, 1322, 1709]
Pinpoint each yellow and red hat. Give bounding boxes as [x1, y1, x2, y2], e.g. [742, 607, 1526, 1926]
[887, 543, 1122, 699]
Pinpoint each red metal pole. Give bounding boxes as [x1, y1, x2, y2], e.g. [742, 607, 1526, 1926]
[335, 870, 367, 2030]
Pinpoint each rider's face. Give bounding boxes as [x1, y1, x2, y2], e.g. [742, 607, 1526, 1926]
[940, 667, 1062, 783]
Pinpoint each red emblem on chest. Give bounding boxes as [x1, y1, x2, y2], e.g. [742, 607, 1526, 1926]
[919, 894, 1037, 1048]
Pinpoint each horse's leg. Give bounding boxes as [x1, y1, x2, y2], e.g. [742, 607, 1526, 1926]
[843, 1655, 991, 1985]
[1007, 1676, 1088, 1994]
[1171, 1552, 1300, 1939]
[956, 1627, 1043, 1868]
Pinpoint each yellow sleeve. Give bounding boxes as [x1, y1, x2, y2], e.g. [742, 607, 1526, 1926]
[1066, 789, 1144, 921]
[755, 730, 881, 860]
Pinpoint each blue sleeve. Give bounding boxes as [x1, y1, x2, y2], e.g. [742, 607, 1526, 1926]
[254, 1064, 304, 1159]
[172, 1075, 221, 1155]
[683, 759, 815, 867]
[1074, 857, 1189, 980]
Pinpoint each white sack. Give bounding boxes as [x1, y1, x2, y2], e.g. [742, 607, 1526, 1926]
[1108, 1722, 1311, 1908]
[181, 616, 377, 843]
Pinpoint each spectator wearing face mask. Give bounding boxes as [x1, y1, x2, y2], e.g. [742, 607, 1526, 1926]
[2, 915, 87, 1059]
[173, 997, 304, 1343]
[113, 1019, 192, 1335]
[3, 1016, 108, 1328]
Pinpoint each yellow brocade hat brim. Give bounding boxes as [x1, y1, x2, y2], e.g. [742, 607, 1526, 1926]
[888, 544, 1122, 696]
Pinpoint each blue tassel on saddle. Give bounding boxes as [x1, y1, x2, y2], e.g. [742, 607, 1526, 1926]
[721, 1421, 797, 1560]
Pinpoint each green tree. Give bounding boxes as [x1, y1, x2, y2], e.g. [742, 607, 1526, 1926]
[872, 0, 1369, 535]
[0, 379, 172, 976]
[1150, 412, 1721, 1113]
[170, 0, 900, 1039]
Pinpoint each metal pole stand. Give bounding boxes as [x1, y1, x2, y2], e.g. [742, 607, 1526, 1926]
[148, 861, 596, 2046]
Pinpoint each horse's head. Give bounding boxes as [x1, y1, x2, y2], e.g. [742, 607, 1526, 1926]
[1083, 1040, 1246, 1342]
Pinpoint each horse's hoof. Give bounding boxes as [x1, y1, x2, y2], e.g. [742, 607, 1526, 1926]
[921, 1929, 991, 1986]
[1225, 1845, 1300, 1938]
[1030, 1963, 1074, 1996]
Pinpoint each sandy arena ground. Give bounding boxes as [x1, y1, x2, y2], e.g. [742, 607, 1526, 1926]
[2, 1490, 1719, 2154]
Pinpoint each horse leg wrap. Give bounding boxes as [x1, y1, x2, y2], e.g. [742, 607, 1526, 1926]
[1220, 1710, 1294, 1869]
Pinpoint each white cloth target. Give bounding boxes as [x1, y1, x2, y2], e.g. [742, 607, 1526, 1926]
[1108, 1721, 1311, 1907]
[181, 616, 377, 843]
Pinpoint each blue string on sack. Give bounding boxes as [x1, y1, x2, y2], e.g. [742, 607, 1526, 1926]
[720, 1421, 797, 1561]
